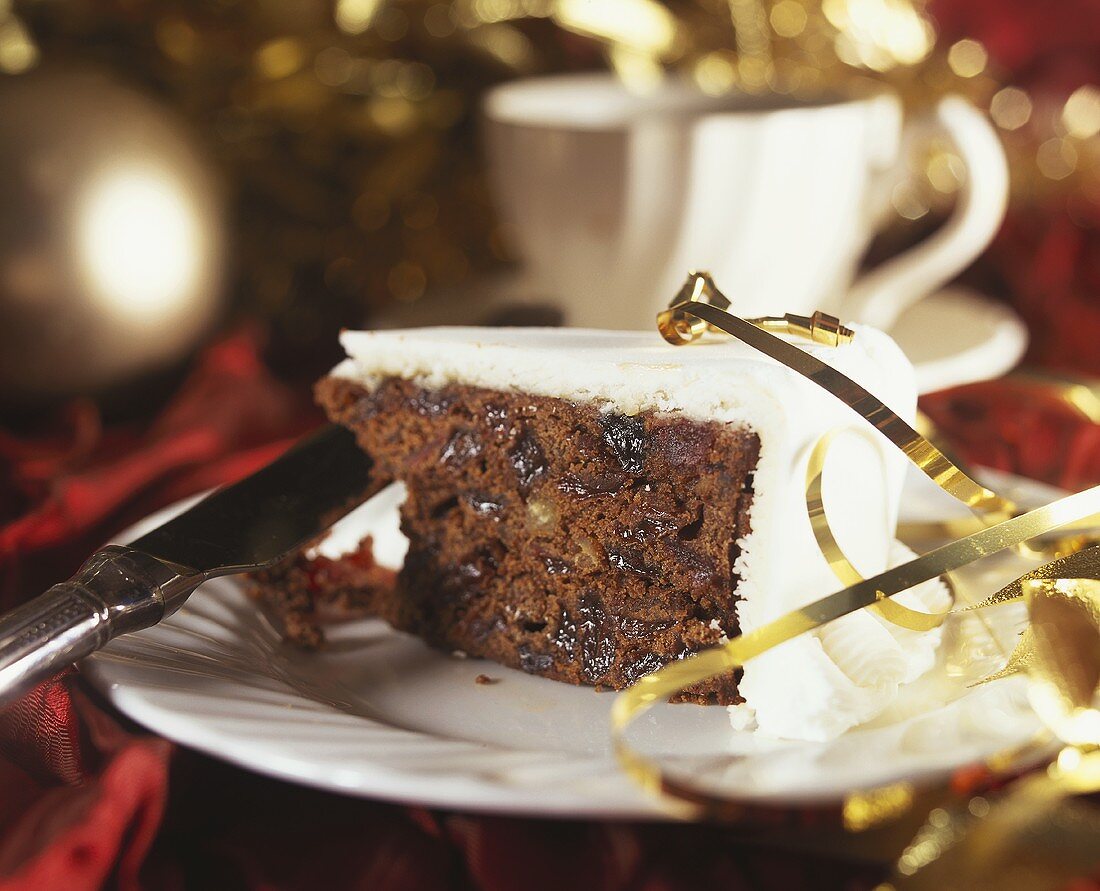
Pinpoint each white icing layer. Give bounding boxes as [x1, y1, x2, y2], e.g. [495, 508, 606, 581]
[332, 326, 925, 740]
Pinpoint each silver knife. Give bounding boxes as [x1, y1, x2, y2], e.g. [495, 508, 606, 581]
[0, 424, 382, 707]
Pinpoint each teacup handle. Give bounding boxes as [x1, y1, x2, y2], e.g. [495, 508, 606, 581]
[844, 96, 1008, 331]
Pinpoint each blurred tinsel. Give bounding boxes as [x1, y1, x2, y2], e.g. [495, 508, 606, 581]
[1, 0, 1099, 376]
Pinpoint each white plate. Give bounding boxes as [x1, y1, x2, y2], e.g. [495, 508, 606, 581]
[84, 473, 1048, 818]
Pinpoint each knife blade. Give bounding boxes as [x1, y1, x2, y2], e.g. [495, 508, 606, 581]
[0, 424, 384, 707]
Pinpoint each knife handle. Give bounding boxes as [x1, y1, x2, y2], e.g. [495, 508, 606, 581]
[0, 546, 201, 708]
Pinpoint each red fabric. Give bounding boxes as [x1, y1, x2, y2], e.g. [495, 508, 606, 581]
[921, 379, 1100, 491]
[0, 672, 170, 891]
[0, 331, 314, 588]
[0, 329, 1097, 890]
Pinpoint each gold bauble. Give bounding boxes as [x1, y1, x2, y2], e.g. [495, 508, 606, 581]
[0, 68, 225, 402]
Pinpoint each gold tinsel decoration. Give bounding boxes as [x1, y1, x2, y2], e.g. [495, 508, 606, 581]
[0, 0, 1093, 356]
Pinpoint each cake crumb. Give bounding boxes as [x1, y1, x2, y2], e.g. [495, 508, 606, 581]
[475, 674, 499, 685]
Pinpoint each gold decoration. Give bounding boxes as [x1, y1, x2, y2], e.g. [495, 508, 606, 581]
[744, 311, 855, 347]
[655, 271, 731, 345]
[0, 0, 566, 357]
[611, 487, 1100, 811]
[889, 587, 1100, 890]
[901, 404, 1100, 556]
[1024, 577, 1100, 747]
[805, 428, 869, 587]
[659, 273, 1013, 516]
[888, 755, 1100, 890]
[843, 781, 914, 833]
[608, 276, 1100, 884]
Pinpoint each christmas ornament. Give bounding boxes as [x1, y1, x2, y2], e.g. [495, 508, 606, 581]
[0, 68, 225, 402]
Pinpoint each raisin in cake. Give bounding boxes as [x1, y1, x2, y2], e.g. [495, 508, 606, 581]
[278, 326, 949, 741]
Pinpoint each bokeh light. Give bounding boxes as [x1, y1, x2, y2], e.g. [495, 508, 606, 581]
[77, 166, 205, 323]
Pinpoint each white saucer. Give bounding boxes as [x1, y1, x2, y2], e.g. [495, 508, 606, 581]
[84, 473, 1048, 818]
[886, 286, 1028, 395]
[376, 280, 1029, 396]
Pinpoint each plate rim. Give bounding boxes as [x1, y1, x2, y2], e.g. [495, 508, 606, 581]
[83, 472, 1049, 818]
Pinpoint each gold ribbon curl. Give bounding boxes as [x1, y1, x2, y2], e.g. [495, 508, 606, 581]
[611, 485, 1100, 812]
[805, 428, 952, 632]
[612, 273, 1100, 828]
[656, 272, 1015, 519]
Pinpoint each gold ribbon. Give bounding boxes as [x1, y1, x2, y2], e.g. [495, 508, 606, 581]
[611, 274, 1100, 843]
[805, 428, 952, 632]
[888, 572, 1100, 890]
[656, 272, 1014, 518]
[611, 484, 1100, 810]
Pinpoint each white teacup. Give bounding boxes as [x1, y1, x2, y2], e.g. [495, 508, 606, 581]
[482, 73, 1008, 331]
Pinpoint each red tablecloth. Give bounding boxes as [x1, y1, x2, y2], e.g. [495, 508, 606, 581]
[1, 331, 1098, 891]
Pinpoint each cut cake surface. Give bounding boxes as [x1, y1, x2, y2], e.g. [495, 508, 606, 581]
[316, 374, 759, 703]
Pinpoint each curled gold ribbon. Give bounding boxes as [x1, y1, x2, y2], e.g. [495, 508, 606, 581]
[805, 428, 952, 632]
[804, 428, 865, 588]
[656, 274, 1015, 518]
[611, 486, 1100, 814]
[889, 571, 1100, 889]
[610, 274, 1100, 820]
